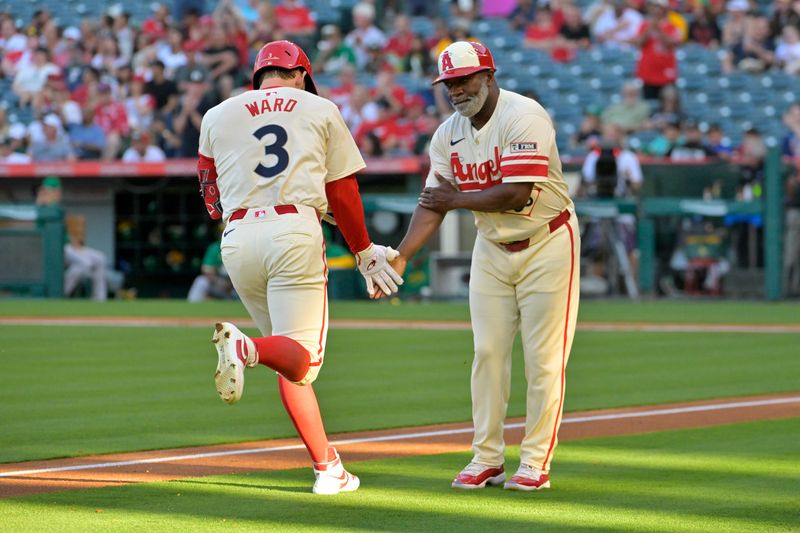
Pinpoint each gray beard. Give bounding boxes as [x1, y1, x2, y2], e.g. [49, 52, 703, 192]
[454, 83, 488, 117]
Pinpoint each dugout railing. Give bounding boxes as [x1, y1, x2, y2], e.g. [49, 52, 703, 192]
[0, 151, 792, 299]
[0, 204, 64, 297]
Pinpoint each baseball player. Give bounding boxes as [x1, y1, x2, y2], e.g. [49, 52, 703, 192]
[389, 41, 580, 491]
[197, 40, 403, 495]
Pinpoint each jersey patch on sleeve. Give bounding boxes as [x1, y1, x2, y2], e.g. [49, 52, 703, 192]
[510, 142, 538, 154]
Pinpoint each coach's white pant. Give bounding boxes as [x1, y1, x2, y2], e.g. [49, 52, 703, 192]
[64, 244, 108, 301]
[220, 205, 327, 385]
[468, 214, 580, 471]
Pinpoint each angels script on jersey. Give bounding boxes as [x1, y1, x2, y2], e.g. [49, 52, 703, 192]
[244, 96, 298, 116]
[450, 146, 502, 191]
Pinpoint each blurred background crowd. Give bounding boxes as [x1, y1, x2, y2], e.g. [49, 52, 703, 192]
[1, 0, 799, 301]
[0, 0, 799, 168]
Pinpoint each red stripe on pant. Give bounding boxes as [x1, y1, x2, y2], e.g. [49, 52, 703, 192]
[541, 220, 575, 470]
[311, 238, 328, 367]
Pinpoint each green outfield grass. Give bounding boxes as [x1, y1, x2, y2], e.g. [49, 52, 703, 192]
[1, 301, 798, 463]
[1, 418, 798, 532]
[1, 298, 800, 324]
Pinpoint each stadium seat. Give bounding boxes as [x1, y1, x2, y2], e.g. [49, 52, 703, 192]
[486, 33, 523, 51]
[410, 16, 434, 37]
[472, 18, 512, 38]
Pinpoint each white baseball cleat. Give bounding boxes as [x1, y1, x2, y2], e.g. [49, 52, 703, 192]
[312, 448, 360, 495]
[503, 464, 551, 491]
[212, 322, 257, 405]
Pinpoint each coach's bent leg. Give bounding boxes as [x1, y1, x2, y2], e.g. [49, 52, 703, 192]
[84, 248, 108, 301]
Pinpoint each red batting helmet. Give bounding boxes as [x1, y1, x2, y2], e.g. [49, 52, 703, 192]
[433, 41, 496, 84]
[252, 40, 317, 94]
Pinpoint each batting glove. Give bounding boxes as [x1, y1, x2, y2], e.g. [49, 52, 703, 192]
[356, 243, 404, 297]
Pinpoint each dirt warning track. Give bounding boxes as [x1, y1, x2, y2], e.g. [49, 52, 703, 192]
[1, 393, 798, 499]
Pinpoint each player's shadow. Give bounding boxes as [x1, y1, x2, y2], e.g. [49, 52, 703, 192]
[175, 478, 309, 494]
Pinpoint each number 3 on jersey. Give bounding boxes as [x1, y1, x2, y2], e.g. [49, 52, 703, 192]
[506, 187, 541, 217]
[253, 124, 289, 178]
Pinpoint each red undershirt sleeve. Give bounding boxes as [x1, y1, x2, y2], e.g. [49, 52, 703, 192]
[197, 153, 222, 220]
[324, 175, 371, 254]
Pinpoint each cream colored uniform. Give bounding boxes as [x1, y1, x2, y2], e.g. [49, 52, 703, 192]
[199, 86, 365, 384]
[426, 89, 580, 470]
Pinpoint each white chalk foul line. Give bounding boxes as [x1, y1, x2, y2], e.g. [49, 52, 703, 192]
[2, 317, 800, 333]
[1, 396, 798, 479]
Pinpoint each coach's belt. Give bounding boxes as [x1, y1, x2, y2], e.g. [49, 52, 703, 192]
[228, 205, 321, 222]
[498, 209, 571, 253]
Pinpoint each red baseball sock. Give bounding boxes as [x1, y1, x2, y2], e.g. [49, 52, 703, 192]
[252, 336, 310, 383]
[277, 375, 330, 463]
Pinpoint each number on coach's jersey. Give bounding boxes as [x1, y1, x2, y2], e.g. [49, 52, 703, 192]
[253, 124, 289, 178]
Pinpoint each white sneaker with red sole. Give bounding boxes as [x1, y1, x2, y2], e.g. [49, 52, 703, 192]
[212, 322, 257, 405]
[312, 448, 360, 495]
[503, 464, 551, 491]
[451, 462, 506, 489]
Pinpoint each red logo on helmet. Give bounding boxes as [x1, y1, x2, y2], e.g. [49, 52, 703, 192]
[440, 52, 454, 72]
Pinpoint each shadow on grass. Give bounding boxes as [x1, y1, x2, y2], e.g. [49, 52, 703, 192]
[176, 478, 309, 494]
[11, 453, 797, 532]
[7, 419, 800, 531]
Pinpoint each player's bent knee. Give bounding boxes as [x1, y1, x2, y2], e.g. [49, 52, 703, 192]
[289, 365, 321, 386]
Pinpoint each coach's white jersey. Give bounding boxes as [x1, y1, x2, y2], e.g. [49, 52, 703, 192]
[199, 87, 366, 221]
[426, 89, 573, 243]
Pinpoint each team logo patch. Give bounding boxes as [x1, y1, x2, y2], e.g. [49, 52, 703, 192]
[440, 52, 454, 72]
[254, 209, 267, 218]
[510, 142, 538, 153]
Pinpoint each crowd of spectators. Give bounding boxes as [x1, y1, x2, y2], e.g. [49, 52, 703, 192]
[0, 0, 799, 169]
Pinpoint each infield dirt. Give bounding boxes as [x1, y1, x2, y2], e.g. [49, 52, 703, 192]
[1, 392, 797, 499]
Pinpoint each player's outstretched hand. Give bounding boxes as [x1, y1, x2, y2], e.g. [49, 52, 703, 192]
[371, 253, 408, 300]
[356, 244, 404, 298]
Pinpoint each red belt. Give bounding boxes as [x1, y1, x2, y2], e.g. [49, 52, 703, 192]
[500, 209, 571, 253]
[228, 205, 298, 221]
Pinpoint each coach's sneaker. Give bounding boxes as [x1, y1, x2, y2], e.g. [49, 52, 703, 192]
[312, 448, 360, 495]
[451, 462, 505, 489]
[212, 322, 257, 404]
[503, 464, 550, 491]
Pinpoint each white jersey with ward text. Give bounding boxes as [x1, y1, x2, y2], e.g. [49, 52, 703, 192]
[199, 86, 366, 221]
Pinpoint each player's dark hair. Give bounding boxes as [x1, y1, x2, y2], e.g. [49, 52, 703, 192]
[254, 67, 301, 89]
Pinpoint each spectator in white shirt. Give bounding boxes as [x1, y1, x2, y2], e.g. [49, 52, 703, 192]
[340, 84, 379, 133]
[776, 25, 800, 75]
[156, 27, 188, 79]
[0, 135, 32, 163]
[591, 0, 644, 49]
[12, 47, 60, 107]
[582, 125, 643, 199]
[0, 18, 28, 77]
[121, 130, 166, 162]
[345, 2, 386, 69]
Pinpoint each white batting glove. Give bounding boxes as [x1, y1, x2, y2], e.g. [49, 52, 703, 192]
[356, 243, 404, 297]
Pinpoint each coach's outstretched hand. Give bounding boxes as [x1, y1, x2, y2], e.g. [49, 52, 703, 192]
[356, 243, 404, 298]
